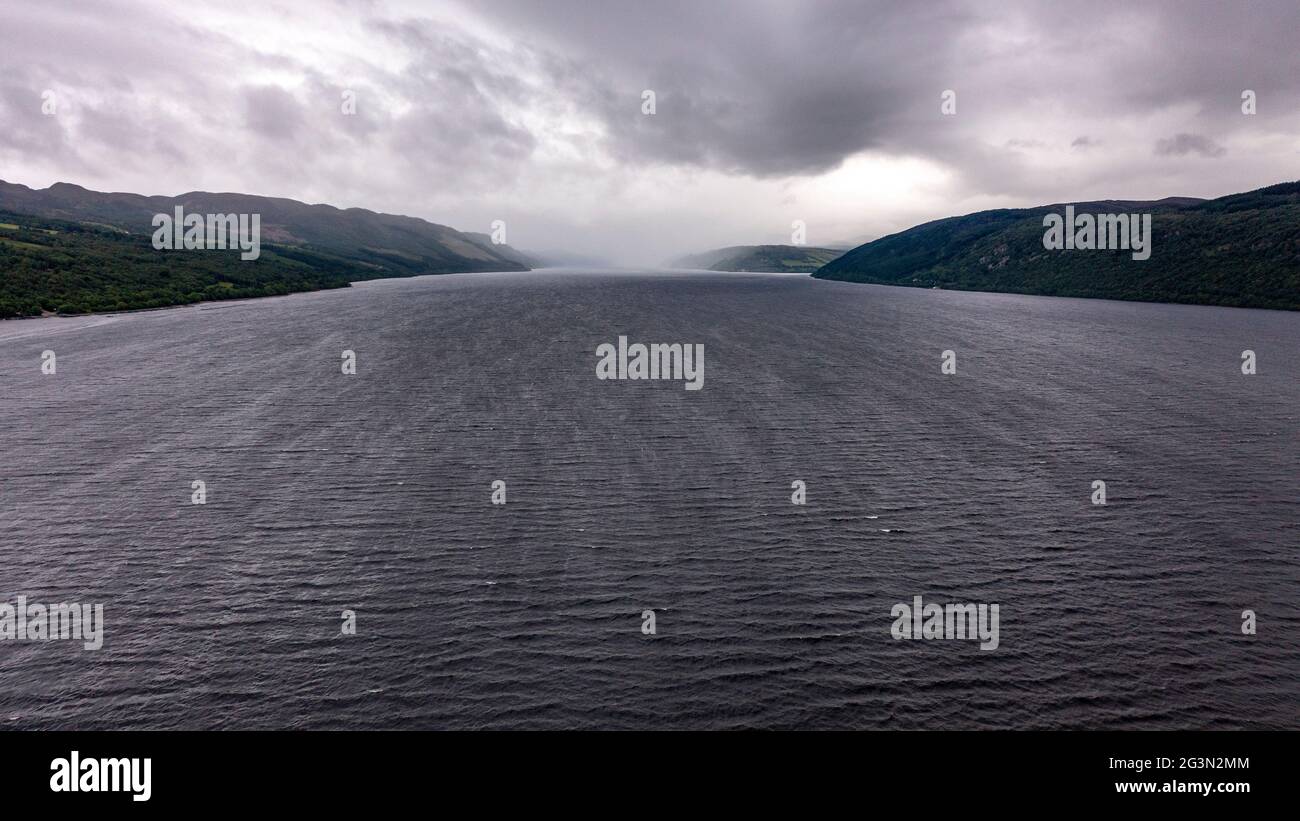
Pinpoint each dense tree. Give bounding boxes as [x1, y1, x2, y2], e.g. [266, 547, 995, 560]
[815, 181, 1300, 311]
[0, 211, 386, 318]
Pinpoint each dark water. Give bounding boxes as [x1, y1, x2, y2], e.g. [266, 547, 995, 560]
[1, 270, 1296, 729]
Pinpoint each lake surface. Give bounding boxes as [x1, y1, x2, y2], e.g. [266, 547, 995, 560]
[1, 269, 1296, 729]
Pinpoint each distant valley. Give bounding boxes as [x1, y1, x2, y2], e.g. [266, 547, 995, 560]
[4, 179, 1299, 317]
[671, 244, 846, 273]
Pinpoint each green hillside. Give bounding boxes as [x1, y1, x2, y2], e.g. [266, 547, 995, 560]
[0, 180, 542, 317]
[814, 182, 1300, 311]
[0, 210, 390, 317]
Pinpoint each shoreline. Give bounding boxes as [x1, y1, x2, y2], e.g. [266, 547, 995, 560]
[6, 269, 1298, 322]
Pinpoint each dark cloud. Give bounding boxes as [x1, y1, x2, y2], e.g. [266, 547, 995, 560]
[0, 0, 1297, 263]
[459, 0, 968, 177]
[1155, 133, 1227, 158]
[454, 0, 1298, 187]
[369, 19, 539, 182]
[243, 86, 305, 140]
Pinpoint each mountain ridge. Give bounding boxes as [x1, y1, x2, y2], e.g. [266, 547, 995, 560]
[813, 181, 1300, 310]
[0, 179, 532, 275]
[0, 180, 543, 316]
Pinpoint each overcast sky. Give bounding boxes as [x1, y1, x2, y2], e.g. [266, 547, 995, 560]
[2, 0, 1298, 264]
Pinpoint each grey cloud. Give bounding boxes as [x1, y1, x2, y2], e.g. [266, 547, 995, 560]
[1155, 133, 1227, 158]
[366, 18, 541, 186]
[1, 0, 1298, 265]
[455, 0, 1298, 191]
[466, 0, 965, 178]
[243, 86, 306, 141]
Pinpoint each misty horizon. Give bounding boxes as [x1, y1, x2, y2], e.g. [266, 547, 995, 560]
[0, 174, 1284, 268]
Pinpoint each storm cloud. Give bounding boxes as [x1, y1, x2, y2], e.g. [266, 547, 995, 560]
[1155, 133, 1228, 158]
[1, 0, 1297, 264]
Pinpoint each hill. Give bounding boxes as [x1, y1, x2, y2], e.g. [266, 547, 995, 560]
[672, 244, 845, 273]
[0, 180, 537, 316]
[0, 180, 533, 274]
[813, 182, 1300, 310]
[0, 209, 393, 317]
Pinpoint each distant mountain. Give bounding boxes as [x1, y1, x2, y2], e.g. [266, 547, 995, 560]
[672, 244, 846, 273]
[814, 182, 1300, 310]
[0, 180, 531, 275]
[0, 180, 538, 317]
